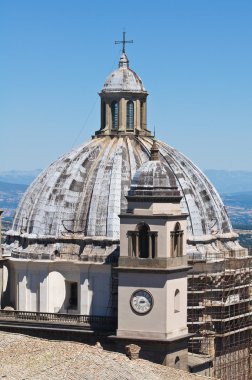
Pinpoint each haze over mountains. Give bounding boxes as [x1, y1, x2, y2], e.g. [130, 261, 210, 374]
[205, 170, 252, 194]
[0, 169, 42, 185]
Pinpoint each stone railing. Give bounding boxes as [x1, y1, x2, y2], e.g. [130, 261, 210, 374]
[0, 309, 117, 331]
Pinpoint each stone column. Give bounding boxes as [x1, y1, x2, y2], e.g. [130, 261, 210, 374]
[180, 231, 184, 256]
[135, 232, 139, 258]
[107, 102, 112, 131]
[105, 102, 109, 130]
[135, 99, 141, 130]
[154, 232, 158, 258]
[100, 101, 104, 130]
[119, 98, 126, 131]
[148, 233, 152, 258]
[127, 232, 133, 257]
[141, 99, 147, 130]
[170, 232, 174, 258]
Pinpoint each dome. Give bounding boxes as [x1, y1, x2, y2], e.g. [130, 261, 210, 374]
[102, 53, 146, 93]
[5, 135, 236, 260]
[4, 51, 238, 261]
[128, 142, 181, 199]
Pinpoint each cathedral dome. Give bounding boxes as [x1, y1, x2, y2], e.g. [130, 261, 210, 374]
[4, 49, 239, 262]
[5, 135, 237, 261]
[102, 53, 146, 93]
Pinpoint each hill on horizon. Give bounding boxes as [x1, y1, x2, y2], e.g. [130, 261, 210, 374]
[204, 169, 252, 194]
[0, 169, 42, 185]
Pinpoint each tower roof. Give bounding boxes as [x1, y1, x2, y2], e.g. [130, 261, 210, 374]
[128, 141, 181, 200]
[128, 160, 182, 200]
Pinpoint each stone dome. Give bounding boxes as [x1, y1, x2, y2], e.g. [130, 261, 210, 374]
[128, 143, 181, 199]
[102, 53, 146, 93]
[5, 135, 238, 260]
[4, 50, 240, 261]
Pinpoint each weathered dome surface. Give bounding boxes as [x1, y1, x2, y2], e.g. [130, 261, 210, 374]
[7, 135, 235, 257]
[102, 53, 146, 93]
[129, 160, 181, 199]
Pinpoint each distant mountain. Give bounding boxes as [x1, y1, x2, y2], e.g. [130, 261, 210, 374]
[222, 191, 252, 230]
[0, 169, 42, 185]
[222, 191, 252, 207]
[0, 181, 28, 193]
[204, 170, 252, 194]
[0, 181, 28, 220]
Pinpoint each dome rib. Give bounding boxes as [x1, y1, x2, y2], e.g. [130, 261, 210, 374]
[106, 138, 124, 238]
[72, 143, 103, 235]
[87, 138, 116, 237]
[8, 135, 234, 255]
[156, 140, 232, 236]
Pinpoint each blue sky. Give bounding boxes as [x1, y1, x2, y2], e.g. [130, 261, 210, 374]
[1, 0, 252, 171]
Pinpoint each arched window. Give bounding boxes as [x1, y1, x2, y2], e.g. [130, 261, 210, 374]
[173, 223, 180, 255]
[174, 289, 180, 313]
[111, 101, 119, 129]
[126, 100, 134, 130]
[171, 222, 183, 257]
[127, 224, 158, 259]
[138, 222, 149, 258]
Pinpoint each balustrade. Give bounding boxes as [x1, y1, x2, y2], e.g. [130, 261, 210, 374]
[0, 309, 117, 330]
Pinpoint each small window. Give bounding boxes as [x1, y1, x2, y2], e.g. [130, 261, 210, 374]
[174, 289, 180, 313]
[138, 222, 150, 258]
[171, 222, 183, 257]
[175, 356, 180, 369]
[126, 100, 134, 130]
[69, 282, 78, 308]
[22, 238, 28, 249]
[54, 250, 60, 258]
[111, 101, 119, 129]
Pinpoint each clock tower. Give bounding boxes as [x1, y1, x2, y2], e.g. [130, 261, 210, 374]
[116, 141, 192, 369]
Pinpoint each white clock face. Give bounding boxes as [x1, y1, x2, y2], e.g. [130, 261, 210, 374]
[130, 290, 153, 315]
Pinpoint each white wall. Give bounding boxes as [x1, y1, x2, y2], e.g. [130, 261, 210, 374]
[48, 271, 66, 313]
[7, 259, 112, 316]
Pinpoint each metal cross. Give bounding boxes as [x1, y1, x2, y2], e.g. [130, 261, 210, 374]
[115, 32, 133, 54]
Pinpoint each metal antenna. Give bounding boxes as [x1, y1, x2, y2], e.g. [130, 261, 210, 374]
[115, 31, 133, 54]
